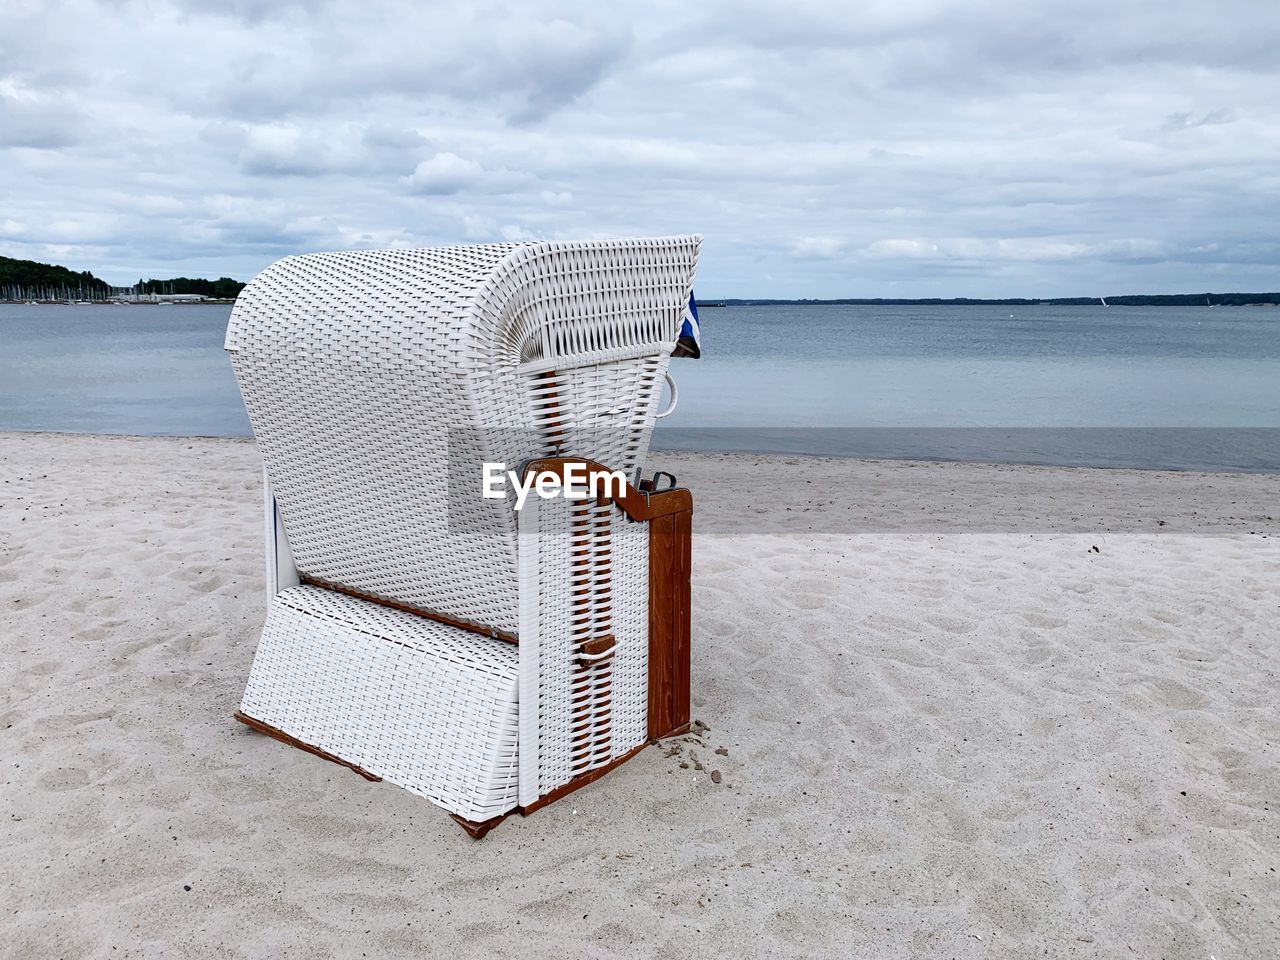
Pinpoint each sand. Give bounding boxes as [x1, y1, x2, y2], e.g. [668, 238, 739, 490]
[2, 432, 1277, 959]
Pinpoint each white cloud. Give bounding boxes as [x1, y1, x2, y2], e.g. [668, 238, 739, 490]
[403, 152, 534, 195]
[237, 123, 369, 176]
[790, 236, 849, 259]
[404, 153, 487, 194]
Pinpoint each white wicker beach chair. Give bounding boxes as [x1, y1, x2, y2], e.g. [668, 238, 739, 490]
[225, 237, 699, 837]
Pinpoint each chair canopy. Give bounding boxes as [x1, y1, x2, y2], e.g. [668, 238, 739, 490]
[226, 237, 701, 635]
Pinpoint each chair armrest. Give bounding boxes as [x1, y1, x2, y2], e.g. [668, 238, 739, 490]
[520, 456, 692, 521]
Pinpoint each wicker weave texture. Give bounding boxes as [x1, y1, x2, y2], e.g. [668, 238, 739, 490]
[242, 585, 520, 822]
[609, 507, 650, 756]
[227, 237, 700, 632]
[517, 494, 649, 805]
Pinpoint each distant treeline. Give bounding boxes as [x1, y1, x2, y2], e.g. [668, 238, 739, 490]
[0, 255, 245, 301]
[133, 276, 245, 298]
[0, 255, 111, 300]
[707, 293, 1280, 307]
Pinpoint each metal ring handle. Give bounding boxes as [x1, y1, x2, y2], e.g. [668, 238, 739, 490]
[650, 471, 677, 493]
[655, 371, 678, 419]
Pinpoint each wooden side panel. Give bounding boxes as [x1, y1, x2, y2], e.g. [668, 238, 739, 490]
[647, 506, 692, 740]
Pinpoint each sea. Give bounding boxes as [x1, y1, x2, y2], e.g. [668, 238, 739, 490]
[1, 301, 1277, 472]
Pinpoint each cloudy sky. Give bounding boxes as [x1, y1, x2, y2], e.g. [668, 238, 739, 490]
[2, 0, 1278, 297]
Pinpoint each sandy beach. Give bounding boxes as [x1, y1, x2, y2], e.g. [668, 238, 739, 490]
[2, 432, 1277, 958]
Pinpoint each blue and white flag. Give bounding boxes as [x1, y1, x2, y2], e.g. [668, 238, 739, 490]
[673, 291, 702, 359]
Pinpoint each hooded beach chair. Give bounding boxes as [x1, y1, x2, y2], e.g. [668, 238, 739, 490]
[224, 237, 700, 837]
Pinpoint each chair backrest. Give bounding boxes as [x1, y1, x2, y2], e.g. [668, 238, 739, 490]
[226, 237, 701, 635]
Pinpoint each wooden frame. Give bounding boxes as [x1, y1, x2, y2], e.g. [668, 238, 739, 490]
[647, 504, 692, 739]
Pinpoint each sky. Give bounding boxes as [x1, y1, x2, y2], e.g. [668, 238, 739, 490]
[1, 0, 1278, 298]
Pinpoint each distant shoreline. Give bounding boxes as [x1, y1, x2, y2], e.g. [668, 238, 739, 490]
[0, 299, 237, 305]
[5, 295, 1278, 309]
[4, 253, 1277, 309]
[7, 298, 1275, 308]
[698, 294, 1280, 307]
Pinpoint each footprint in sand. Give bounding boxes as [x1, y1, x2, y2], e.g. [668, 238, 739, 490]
[863, 613, 917, 634]
[1142, 677, 1209, 710]
[903, 580, 948, 599]
[786, 591, 837, 611]
[1022, 645, 1055, 666]
[37, 766, 91, 792]
[1172, 647, 1218, 664]
[1126, 618, 1174, 640]
[20, 658, 62, 679]
[1021, 611, 1068, 629]
[698, 616, 739, 640]
[924, 614, 978, 635]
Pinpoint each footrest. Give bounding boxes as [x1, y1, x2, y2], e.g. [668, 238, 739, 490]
[240, 585, 520, 823]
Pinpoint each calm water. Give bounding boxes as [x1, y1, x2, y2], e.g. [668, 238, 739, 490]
[2, 302, 1277, 471]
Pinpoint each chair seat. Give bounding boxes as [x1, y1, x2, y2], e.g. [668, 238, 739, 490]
[240, 585, 520, 823]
